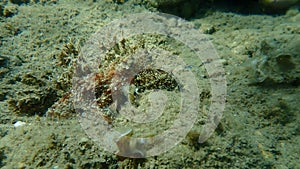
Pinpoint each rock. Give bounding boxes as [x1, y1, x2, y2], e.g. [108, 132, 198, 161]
[259, 0, 299, 9]
[13, 121, 26, 128]
[3, 5, 18, 17]
[9, 0, 30, 5]
[247, 37, 300, 86]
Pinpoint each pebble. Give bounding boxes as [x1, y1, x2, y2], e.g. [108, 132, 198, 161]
[13, 121, 26, 128]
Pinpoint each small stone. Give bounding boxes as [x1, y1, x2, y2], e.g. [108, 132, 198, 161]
[14, 121, 26, 128]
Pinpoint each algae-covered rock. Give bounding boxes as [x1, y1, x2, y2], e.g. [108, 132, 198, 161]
[0, 56, 9, 79]
[155, 0, 185, 6]
[152, 0, 204, 18]
[3, 4, 18, 17]
[250, 53, 298, 85]
[7, 86, 57, 116]
[9, 0, 30, 5]
[6, 71, 58, 116]
[247, 36, 300, 86]
[259, 0, 299, 9]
